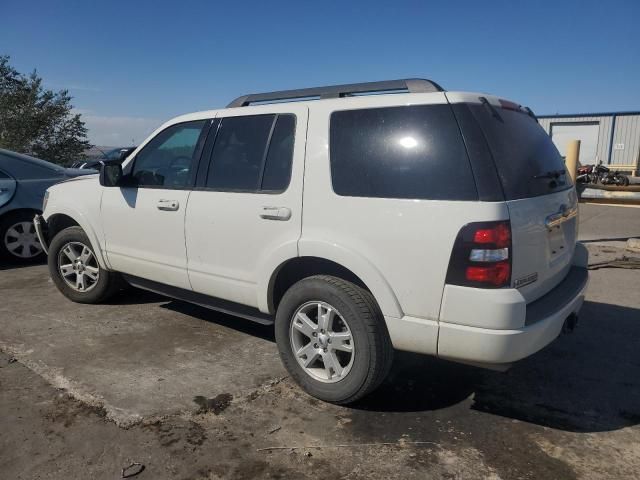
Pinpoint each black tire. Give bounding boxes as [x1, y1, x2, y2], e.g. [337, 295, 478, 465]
[48, 226, 122, 303]
[618, 175, 630, 187]
[0, 211, 46, 263]
[275, 275, 393, 404]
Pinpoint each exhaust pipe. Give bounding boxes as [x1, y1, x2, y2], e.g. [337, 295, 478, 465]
[562, 313, 578, 334]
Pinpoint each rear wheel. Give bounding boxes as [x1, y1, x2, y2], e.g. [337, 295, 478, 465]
[0, 211, 45, 263]
[48, 226, 122, 303]
[275, 275, 393, 404]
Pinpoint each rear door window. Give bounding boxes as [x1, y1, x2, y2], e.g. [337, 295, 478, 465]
[467, 104, 572, 200]
[329, 104, 477, 200]
[205, 114, 296, 192]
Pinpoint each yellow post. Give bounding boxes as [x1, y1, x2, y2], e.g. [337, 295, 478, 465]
[565, 140, 580, 183]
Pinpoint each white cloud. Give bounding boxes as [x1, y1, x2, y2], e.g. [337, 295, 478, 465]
[45, 83, 103, 93]
[82, 115, 161, 146]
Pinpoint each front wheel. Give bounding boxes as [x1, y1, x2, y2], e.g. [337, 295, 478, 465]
[275, 275, 393, 404]
[48, 226, 122, 303]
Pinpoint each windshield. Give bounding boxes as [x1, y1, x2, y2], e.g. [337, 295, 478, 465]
[104, 148, 124, 160]
[468, 104, 572, 200]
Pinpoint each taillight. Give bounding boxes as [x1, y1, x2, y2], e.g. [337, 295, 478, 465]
[446, 221, 512, 288]
[472, 223, 510, 247]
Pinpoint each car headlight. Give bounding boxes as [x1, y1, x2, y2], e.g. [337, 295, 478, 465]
[43, 190, 49, 212]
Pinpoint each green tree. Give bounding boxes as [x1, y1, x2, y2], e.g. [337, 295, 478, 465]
[0, 55, 90, 165]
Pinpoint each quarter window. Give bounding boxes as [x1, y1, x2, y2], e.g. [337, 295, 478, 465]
[132, 120, 207, 188]
[205, 114, 296, 192]
[330, 104, 477, 200]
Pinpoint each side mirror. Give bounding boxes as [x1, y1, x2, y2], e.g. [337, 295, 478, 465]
[99, 161, 123, 187]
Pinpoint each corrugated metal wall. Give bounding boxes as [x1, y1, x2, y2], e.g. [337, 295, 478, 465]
[611, 115, 640, 166]
[538, 114, 640, 168]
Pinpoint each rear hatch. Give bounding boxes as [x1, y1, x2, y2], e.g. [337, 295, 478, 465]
[454, 96, 578, 303]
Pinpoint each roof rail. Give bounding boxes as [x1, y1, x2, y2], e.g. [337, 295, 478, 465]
[226, 78, 444, 108]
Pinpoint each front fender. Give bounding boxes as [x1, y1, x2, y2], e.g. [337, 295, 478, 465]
[43, 205, 110, 270]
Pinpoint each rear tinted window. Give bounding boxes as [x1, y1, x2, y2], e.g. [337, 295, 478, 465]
[330, 104, 477, 200]
[468, 104, 572, 200]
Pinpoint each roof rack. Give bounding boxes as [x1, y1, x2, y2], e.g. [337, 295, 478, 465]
[226, 78, 444, 108]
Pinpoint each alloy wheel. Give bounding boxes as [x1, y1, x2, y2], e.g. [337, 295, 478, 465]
[289, 301, 355, 383]
[57, 242, 100, 292]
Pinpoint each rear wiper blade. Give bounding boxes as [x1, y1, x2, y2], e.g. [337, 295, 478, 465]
[533, 169, 566, 179]
[479, 96, 502, 121]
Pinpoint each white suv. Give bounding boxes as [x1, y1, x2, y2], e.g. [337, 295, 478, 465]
[34, 79, 588, 403]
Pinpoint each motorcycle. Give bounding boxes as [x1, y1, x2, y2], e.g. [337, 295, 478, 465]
[576, 162, 629, 186]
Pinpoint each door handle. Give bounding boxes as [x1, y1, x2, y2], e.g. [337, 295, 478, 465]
[157, 199, 179, 211]
[259, 206, 291, 221]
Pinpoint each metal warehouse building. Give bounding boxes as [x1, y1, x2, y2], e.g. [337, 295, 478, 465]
[538, 111, 640, 176]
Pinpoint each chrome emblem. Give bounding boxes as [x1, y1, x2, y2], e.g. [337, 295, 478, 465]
[514, 272, 538, 288]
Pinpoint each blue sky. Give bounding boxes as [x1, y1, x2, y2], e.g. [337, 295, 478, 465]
[3, 0, 639, 146]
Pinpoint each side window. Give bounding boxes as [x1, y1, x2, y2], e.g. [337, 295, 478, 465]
[132, 120, 207, 188]
[0, 155, 62, 180]
[205, 114, 296, 192]
[262, 115, 296, 191]
[329, 104, 477, 201]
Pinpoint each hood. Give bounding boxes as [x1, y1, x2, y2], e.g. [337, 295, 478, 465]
[64, 167, 99, 177]
[58, 169, 99, 184]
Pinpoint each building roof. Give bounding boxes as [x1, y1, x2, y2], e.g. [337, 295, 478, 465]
[538, 111, 640, 119]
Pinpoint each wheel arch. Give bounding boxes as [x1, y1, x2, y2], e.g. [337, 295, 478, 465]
[0, 207, 41, 223]
[43, 207, 109, 269]
[264, 251, 403, 319]
[47, 213, 80, 240]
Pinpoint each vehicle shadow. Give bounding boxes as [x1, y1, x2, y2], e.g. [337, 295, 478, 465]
[0, 258, 47, 271]
[105, 287, 168, 305]
[353, 300, 640, 433]
[159, 300, 276, 343]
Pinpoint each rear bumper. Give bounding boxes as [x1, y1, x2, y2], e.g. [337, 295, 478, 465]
[33, 214, 49, 255]
[437, 266, 588, 365]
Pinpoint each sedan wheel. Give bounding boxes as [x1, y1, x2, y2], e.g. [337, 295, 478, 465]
[4, 221, 43, 259]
